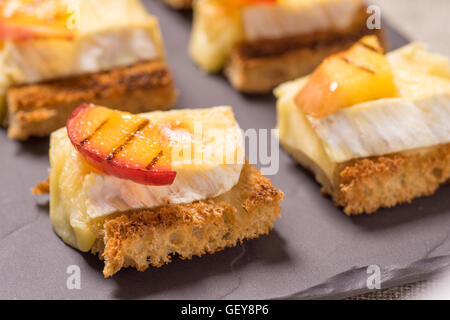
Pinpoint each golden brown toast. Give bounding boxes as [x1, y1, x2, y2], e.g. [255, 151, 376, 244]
[88, 163, 283, 277]
[7, 60, 177, 140]
[225, 11, 386, 93]
[35, 163, 283, 277]
[163, 0, 192, 9]
[282, 142, 450, 215]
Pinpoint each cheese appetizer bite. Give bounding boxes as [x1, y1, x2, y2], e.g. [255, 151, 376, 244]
[190, 0, 385, 93]
[275, 36, 450, 215]
[0, 0, 177, 140]
[36, 104, 283, 277]
[163, 0, 193, 9]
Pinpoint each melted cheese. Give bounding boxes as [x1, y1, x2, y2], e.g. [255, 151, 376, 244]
[276, 43, 450, 177]
[243, 0, 362, 41]
[190, 0, 364, 72]
[1, 0, 164, 85]
[50, 107, 245, 251]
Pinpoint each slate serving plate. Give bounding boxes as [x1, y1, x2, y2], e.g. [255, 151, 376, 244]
[1, 1, 449, 299]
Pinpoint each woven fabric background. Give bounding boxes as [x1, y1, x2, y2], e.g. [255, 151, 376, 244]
[350, 0, 449, 300]
[348, 281, 436, 300]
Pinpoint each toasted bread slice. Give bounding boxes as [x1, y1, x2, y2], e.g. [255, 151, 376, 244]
[276, 42, 450, 215]
[89, 163, 283, 277]
[190, 0, 384, 93]
[164, 0, 192, 9]
[35, 162, 282, 277]
[7, 60, 177, 140]
[225, 28, 386, 93]
[282, 141, 450, 215]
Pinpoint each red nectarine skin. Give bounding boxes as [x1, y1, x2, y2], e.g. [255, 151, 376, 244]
[67, 104, 176, 186]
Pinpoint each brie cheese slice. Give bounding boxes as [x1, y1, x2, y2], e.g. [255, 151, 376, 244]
[243, 0, 363, 41]
[1, 0, 164, 85]
[50, 107, 245, 251]
[276, 43, 450, 176]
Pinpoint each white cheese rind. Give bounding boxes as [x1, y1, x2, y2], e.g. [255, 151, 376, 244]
[308, 95, 450, 163]
[242, 0, 362, 41]
[190, 0, 363, 73]
[49, 107, 245, 251]
[3, 28, 159, 84]
[84, 163, 243, 219]
[64, 106, 245, 220]
[1, 0, 163, 85]
[275, 43, 450, 167]
[84, 107, 245, 218]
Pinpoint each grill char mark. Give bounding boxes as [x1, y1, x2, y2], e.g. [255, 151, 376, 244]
[107, 119, 150, 161]
[338, 56, 375, 74]
[146, 150, 163, 170]
[80, 119, 109, 146]
[359, 41, 382, 53]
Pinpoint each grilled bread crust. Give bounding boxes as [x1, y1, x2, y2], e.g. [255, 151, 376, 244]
[163, 0, 192, 9]
[282, 142, 450, 215]
[89, 163, 283, 277]
[333, 143, 450, 215]
[225, 8, 386, 93]
[7, 60, 177, 140]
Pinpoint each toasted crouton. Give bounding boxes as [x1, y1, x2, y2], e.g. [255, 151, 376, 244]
[225, 27, 386, 93]
[89, 163, 283, 277]
[32, 178, 50, 195]
[282, 142, 450, 215]
[163, 0, 192, 9]
[7, 60, 177, 140]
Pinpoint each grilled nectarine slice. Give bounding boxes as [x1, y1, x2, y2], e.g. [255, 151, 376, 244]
[67, 104, 176, 186]
[0, 1, 73, 42]
[295, 36, 397, 118]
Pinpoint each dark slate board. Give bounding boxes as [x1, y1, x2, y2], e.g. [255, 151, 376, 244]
[1, 0, 449, 300]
